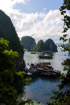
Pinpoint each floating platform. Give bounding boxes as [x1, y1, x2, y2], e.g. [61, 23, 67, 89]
[23, 62, 61, 79]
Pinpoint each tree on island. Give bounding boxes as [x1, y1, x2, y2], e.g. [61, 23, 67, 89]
[48, 0, 70, 105]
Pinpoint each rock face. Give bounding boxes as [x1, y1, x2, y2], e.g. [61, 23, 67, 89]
[34, 40, 45, 52]
[45, 39, 57, 52]
[34, 39, 57, 52]
[0, 10, 25, 70]
[21, 36, 36, 49]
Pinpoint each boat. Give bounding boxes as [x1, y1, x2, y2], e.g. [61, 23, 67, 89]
[36, 62, 53, 69]
[31, 51, 36, 54]
[39, 51, 53, 59]
[24, 63, 39, 78]
[37, 67, 61, 78]
[28, 49, 32, 51]
[40, 71, 60, 78]
[23, 62, 61, 78]
[39, 55, 53, 59]
[62, 60, 66, 65]
[36, 62, 61, 78]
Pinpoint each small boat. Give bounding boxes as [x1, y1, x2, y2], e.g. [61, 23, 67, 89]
[25, 72, 32, 76]
[39, 51, 53, 59]
[36, 62, 53, 69]
[28, 49, 32, 51]
[31, 51, 36, 54]
[39, 55, 53, 59]
[36, 62, 61, 78]
[23, 62, 61, 78]
[39, 69, 61, 78]
[62, 60, 66, 65]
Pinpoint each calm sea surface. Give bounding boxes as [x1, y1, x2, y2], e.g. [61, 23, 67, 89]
[23, 48, 69, 105]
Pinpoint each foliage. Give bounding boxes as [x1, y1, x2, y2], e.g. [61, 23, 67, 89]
[0, 38, 32, 105]
[17, 97, 34, 105]
[48, 0, 70, 105]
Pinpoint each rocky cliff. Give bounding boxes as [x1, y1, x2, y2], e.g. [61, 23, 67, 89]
[34, 40, 45, 52]
[34, 39, 57, 52]
[21, 36, 36, 50]
[0, 10, 25, 70]
[45, 39, 57, 52]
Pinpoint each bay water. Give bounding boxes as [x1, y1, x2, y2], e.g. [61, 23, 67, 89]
[23, 48, 69, 105]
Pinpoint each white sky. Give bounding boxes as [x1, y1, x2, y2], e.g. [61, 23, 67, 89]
[0, 0, 70, 43]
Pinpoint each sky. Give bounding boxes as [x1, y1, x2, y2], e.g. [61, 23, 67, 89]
[0, 0, 70, 43]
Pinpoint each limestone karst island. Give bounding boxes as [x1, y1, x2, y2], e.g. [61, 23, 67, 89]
[0, 0, 70, 105]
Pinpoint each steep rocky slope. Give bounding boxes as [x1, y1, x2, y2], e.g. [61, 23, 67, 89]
[0, 10, 25, 70]
[21, 36, 36, 50]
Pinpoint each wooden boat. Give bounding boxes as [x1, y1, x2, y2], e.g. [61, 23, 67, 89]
[39, 55, 53, 59]
[40, 72, 58, 78]
[24, 62, 61, 78]
[42, 51, 53, 56]
[36, 62, 61, 78]
[25, 70, 39, 78]
[37, 68, 61, 78]
[31, 51, 36, 54]
[28, 49, 32, 51]
[37, 62, 53, 69]
[62, 60, 66, 65]
[39, 51, 53, 59]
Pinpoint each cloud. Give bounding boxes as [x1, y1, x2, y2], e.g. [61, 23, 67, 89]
[0, 0, 70, 43]
[0, 0, 30, 13]
[10, 10, 64, 43]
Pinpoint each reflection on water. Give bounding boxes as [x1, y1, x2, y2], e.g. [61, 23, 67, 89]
[23, 50, 68, 105]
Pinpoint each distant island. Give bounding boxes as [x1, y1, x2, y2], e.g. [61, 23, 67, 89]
[21, 36, 57, 52]
[21, 36, 36, 50]
[34, 40, 45, 52]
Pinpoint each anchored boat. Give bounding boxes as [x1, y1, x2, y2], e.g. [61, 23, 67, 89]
[23, 62, 61, 78]
[39, 51, 53, 59]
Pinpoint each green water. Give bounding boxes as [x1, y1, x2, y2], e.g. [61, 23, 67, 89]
[23, 50, 68, 105]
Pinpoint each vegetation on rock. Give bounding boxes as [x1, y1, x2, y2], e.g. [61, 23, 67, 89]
[21, 36, 36, 50]
[34, 40, 45, 52]
[45, 39, 57, 52]
[0, 10, 25, 70]
[34, 39, 57, 52]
